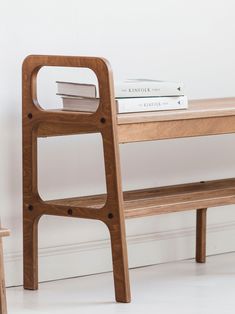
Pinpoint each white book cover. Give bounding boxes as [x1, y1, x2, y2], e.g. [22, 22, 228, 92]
[115, 79, 184, 98]
[61, 96, 188, 114]
[116, 96, 188, 113]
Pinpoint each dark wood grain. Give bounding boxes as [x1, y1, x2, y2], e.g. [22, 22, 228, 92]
[196, 208, 207, 263]
[22, 55, 130, 302]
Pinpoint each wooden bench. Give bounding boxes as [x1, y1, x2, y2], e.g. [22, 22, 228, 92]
[22, 55, 235, 303]
[0, 228, 10, 314]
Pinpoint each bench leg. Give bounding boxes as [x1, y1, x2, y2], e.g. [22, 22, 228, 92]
[109, 223, 131, 303]
[0, 237, 7, 314]
[23, 216, 39, 290]
[196, 208, 207, 263]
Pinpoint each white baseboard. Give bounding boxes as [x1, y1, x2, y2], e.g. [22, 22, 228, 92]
[4, 220, 235, 287]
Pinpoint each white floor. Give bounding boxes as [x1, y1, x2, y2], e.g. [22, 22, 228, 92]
[7, 252, 235, 314]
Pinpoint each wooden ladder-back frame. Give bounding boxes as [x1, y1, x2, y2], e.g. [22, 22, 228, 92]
[22, 55, 235, 303]
[22, 55, 130, 302]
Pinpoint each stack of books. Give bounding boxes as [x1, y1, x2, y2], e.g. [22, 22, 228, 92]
[56, 79, 188, 113]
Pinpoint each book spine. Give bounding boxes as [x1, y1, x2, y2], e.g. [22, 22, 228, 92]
[116, 96, 188, 113]
[115, 83, 184, 98]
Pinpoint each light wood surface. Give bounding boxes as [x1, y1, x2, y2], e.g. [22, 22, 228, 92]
[22, 54, 235, 304]
[118, 115, 235, 143]
[0, 229, 9, 314]
[46, 178, 235, 218]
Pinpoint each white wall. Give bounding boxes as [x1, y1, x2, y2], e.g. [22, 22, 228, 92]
[1, 0, 235, 286]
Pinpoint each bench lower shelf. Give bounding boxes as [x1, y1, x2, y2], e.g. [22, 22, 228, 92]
[46, 178, 235, 219]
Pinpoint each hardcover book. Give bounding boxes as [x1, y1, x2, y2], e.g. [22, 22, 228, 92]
[61, 95, 188, 113]
[56, 81, 96, 98]
[115, 79, 184, 98]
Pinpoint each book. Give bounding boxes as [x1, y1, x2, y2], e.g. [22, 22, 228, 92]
[115, 79, 184, 98]
[61, 95, 188, 113]
[57, 79, 184, 98]
[56, 81, 96, 98]
[61, 96, 99, 112]
[116, 95, 188, 113]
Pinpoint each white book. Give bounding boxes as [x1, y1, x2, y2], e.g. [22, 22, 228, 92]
[56, 81, 96, 98]
[57, 79, 184, 98]
[115, 79, 184, 98]
[61, 96, 99, 112]
[61, 96, 188, 114]
[116, 96, 188, 113]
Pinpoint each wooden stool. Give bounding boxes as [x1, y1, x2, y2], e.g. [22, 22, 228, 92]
[0, 228, 9, 314]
